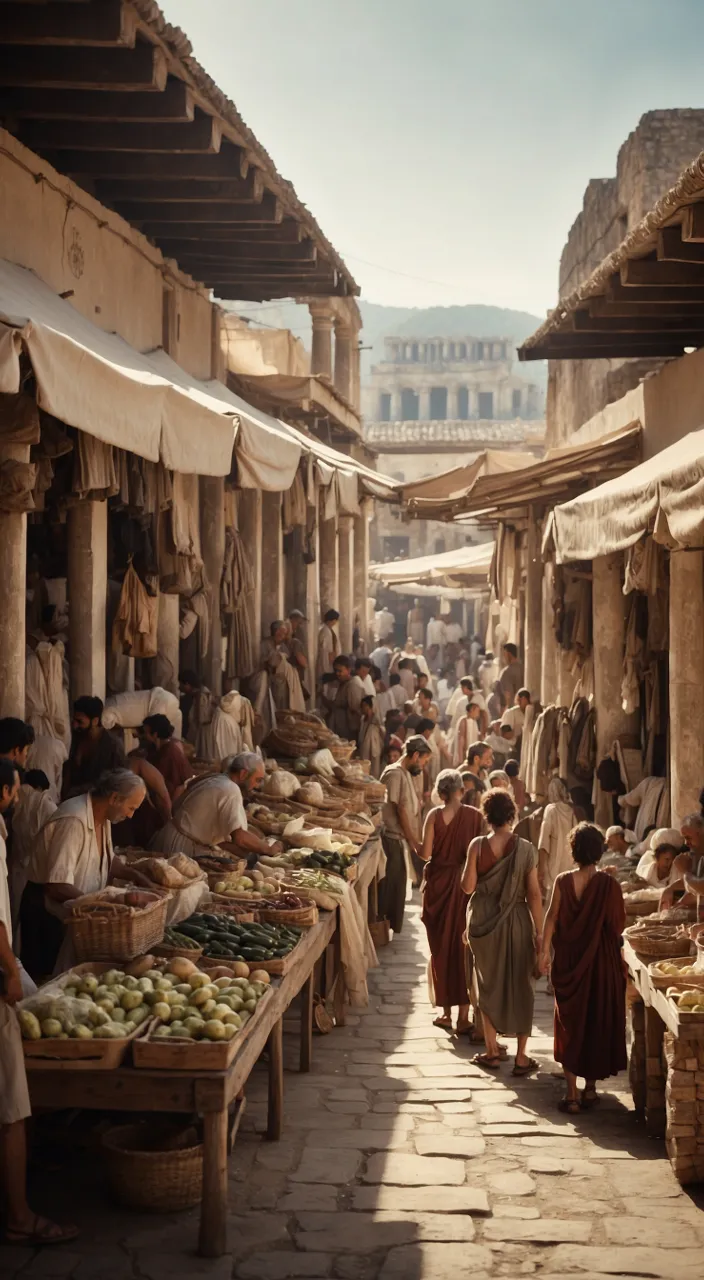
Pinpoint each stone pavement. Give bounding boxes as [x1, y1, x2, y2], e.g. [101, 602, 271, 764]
[8, 897, 704, 1279]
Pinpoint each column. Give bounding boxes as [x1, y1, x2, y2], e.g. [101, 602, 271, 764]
[67, 499, 108, 701]
[318, 500, 339, 617]
[200, 475, 226, 696]
[350, 331, 361, 413]
[353, 500, 371, 650]
[670, 550, 704, 825]
[334, 322, 353, 402]
[155, 593, 180, 696]
[390, 389, 402, 422]
[592, 552, 637, 825]
[524, 511, 543, 699]
[284, 526, 308, 618]
[541, 561, 559, 706]
[309, 302, 334, 381]
[0, 437, 28, 717]
[418, 387, 431, 421]
[338, 516, 354, 653]
[306, 502, 320, 682]
[260, 491, 284, 634]
[238, 488, 262, 671]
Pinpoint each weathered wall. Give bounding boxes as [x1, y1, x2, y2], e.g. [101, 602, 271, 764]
[0, 129, 214, 380]
[548, 109, 704, 447]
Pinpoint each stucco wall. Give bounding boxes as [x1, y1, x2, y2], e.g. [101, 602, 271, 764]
[0, 129, 214, 380]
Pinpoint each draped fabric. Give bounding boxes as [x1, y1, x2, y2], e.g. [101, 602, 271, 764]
[111, 562, 158, 659]
[551, 871, 627, 1080]
[467, 835, 537, 1036]
[422, 805, 484, 1007]
[222, 524, 255, 680]
[0, 458, 37, 512]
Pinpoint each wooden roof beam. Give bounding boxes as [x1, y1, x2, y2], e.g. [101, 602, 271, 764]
[606, 277, 704, 304]
[621, 257, 704, 288]
[527, 342, 691, 360]
[169, 240, 317, 263]
[571, 310, 704, 333]
[682, 203, 704, 243]
[0, 79, 195, 122]
[2, 0, 135, 47]
[95, 171, 263, 204]
[43, 142, 249, 179]
[152, 221, 304, 244]
[0, 44, 168, 91]
[213, 280, 349, 300]
[19, 110, 222, 153]
[589, 296, 704, 318]
[115, 195, 283, 223]
[657, 224, 704, 264]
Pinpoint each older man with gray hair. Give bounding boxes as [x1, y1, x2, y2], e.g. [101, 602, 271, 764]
[149, 752, 279, 862]
[660, 813, 704, 910]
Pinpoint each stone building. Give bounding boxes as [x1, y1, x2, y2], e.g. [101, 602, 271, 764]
[363, 336, 544, 560]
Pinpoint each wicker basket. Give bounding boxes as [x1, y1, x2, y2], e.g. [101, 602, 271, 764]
[330, 743, 357, 763]
[258, 903, 318, 927]
[623, 924, 693, 959]
[68, 893, 169, 963]
[647, 957, 704, 989]
[264, 728, 318, 758]
[101, 1123, 202, 1211]
[152, 941, 204, 962]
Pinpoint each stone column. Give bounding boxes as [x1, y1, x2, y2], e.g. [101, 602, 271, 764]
[238, 488, 262, 670]
[670, 550, 704, 825]
[390, 389, 402, 422]
[0, 438, 28, 717]
[199, 475, 225, 696]
[67, 499, 108, 701]
[319, 501, 339, 617]
[334, 322, 353, 402]
[260, 491, 284, 635]
[418, 388, 431, 421]
[338, 516, 354, 653]
[309, 302, 334, 381]
[155, 593, 180, 695]
[524, 511, 543, 700]
[541, 561, 559, 706]
[353, 501, 371, 649]
[592, 552, 637, 826]
[350, 333, 361, 413]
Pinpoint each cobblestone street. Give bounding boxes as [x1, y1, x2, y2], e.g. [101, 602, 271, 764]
[5, 897, 703, 1280]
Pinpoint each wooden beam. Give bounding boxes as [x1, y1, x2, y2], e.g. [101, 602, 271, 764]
[170, 240, 317, 264]
[19, 112, 222, 153]
[606, 277, 704, 304]
[657, 224, 704, 264]
[44, 141, 248, 178]
[682, 203, 704, 243]
[153, 221, 304, 244]
[525, 342, 690, 361]
[0, 80, 195, 122]
[97, 172, 263, 204]
[213, 280, 349, 301]
[135, 195, 282, 228]
[589, 296, 704, 319]
[2, 0, 135, 46]
[621, 257, 704, 287]
[0, 45, 168, 91]
[572, 310, 704, 333]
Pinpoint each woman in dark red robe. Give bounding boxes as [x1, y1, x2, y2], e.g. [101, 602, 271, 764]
[540, 821, 627, 1112]
[420, 768, 484, 1033]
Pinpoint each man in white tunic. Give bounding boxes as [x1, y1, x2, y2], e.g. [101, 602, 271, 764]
[150, 754, 280, 860]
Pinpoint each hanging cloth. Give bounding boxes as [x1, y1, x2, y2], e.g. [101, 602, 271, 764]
[282, 468, 307, 533]
[112, 562, 158, 658]
[73, 432, 119, 501]
[0, 458, 37, 512]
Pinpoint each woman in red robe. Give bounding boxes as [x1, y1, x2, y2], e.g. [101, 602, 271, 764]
[420, 768, 484, 1033]
[540, 821, 627, 1113]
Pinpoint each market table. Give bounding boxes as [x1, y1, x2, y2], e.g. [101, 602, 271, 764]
[26, 910, 337, 1257]
[625, 939, 704, 1183]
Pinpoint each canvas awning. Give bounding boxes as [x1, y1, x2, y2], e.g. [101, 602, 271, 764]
[232, 372, 362, 441]
[400, 451, 538, 517]
[369, 541, 494, 588]
[401, 426, 642, 524]
[549, 427, 704, 563]
[388, 582, 482, 601]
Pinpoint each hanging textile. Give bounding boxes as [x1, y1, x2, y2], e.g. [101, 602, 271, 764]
[157, 472, 203, 595]
[221, 525, 255, 680]
[621, 594, 645, 715]
[282, 468, 307, 533]
[112, 562, 158, 658]
[25, 639, 71, 801]
[73, 432, 119, 501]
[179, 587, 210, 659]
[0, 458, 37, 512]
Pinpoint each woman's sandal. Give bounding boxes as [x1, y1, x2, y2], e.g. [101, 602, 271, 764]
[558, 1097, 582, 1114]
[3, 1216, 79, 1248]
[511, 1057, 540, 1077]
[471, 1051, 502, 1069]
[581, 1087, 600, 1109]
[432, 1016, 453, 1031]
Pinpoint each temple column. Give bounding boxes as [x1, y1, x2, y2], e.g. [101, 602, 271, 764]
[334, 322, 353, 402]
[338, 516, 354, 653]
[309, 302, 334, 381]
[524, 511, 542, 700]
[260, 491, 284, 636]
[418, 387, 431, 420]
[67, 499, 107, 701]
[0, 436, 28, 717]
[155, 593, 180, 696]
[238, 488, 262, 668]
[390, 389, 402, 422]
[541, 561, 559, 706]
[353, 500, 371, 650]
[670, 550, 704, 825]
[592, 552, 637, 825]
[200, 475, 226, 696]
[350, 332, 361, 413]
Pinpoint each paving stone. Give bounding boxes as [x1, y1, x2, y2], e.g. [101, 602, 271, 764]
[236, 1253, 332, 1279]
[292, 1147, 362, 1183]
[354, 1113, 415, 1131]
[415, 1062, 486, 1077]
[332, 1257, 381, 1280]
[277, 1184, 338, 1212]
[526, 1157, 605, 1178]
[351, 1186, 490, 1214]
[327, 1088, 370, 1101]
[599, 1161, 683, 1199]
[483, 1218, 592, 1243]
[325, 1100, 370, 1114]
[363, 1153, 466, 1185]
[478, 1105, 537, 1124]
[255, 1144, 301, 1171]
[306, 1128, 409, 1150]
[435, 1101, 482, 1114]
[373, 1100, 437, 1114]
[491, 1205, 541, 1220]
[22, 1255, 84, 1278]
[414, 1135, 486, 1158]
[136, 1253, 234, 1280]
[487, 1171, 536, 1195]
[295, 1210, 476, 1251]
[545, 1245, 703, 1278]
[481, 1123, 559, 1136]
[602, 1217, 699, 1248]
[520, 1134, 583, 1149]
[379, 1243, 493, 1279]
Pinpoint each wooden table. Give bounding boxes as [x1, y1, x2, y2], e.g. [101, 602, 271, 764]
[625, 940, 704, 1183]
[27, 911, 337, 1257]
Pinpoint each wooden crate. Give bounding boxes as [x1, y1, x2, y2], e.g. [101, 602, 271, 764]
[132, 986, 273, 1071]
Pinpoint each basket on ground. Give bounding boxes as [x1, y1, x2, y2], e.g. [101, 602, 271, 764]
[101, 1123, 202, 1211]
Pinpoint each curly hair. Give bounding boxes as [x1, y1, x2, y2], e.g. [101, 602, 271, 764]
[569, 821, 605, 867]
[481, 786, 516, 829]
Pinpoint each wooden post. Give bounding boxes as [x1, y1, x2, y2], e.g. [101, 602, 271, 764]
[238, 488, 262, 671]
[199, 475, 226, 696]
[524, 508, 542, 699]
[260, 491, 284, 634]
[198, 1108, 229, 1257]
[338, 515, 354, 652]
[266, 1017, 284, 1140]
[299, 969, 314, 1073]
[592, 552, 637, 825]
[541, 561, 559, 706]
[67, 499, 108, 701]
[0, 437, 28, 717]
[669, 549, 704, 824]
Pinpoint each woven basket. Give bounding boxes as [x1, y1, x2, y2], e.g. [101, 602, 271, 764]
[264, 728, 318, 758]
[647, 957, 704, 989]
[152, 941, 204, 962]
[623, 924, 693, 959]
[68, 893, 168, 962]
[258, 903, 318, 927]
[330, 743, 356, 763]
[102, 1123, 202, 1212]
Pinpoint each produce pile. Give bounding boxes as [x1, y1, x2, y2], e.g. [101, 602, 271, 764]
[670, 988, 704, 1013]
[19, 967, 158, 1041]
[159, 926, 202, 952]
[178, 913, 303, 962]
[259, 848, 353, 877]
[147, 959, 270, 1042]
[212, 867, 285, 899]
[126, 853, 204, 890]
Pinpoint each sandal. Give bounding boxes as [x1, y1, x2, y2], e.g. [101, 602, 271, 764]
[558, 1097, 581, 1114]
[433, 1016, 453, 1031]
[511, 1057, 539, 1077]
[471, 1051, 502, 1069]
[581, 1087, 600, 1108]
[3, 1216, 79, 1247]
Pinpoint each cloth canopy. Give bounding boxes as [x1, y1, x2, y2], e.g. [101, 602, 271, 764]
[388, 582, 482, 601]
[0, 259, 237, 475]
[400, 451, 539, 515]
[549, 427, 704, 563]
[369, 541, 494, 588]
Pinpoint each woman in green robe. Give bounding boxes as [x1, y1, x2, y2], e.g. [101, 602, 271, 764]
[462, 787, 543, 1074]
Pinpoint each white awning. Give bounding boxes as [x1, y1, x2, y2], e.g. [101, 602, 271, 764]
[0, 259, 237, 475]
[550, 428, 704, 562]
[206, 380, 302, 491]
[369, 541, 494, 587]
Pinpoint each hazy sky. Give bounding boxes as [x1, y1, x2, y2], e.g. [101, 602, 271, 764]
[161, 0, 704, 316]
